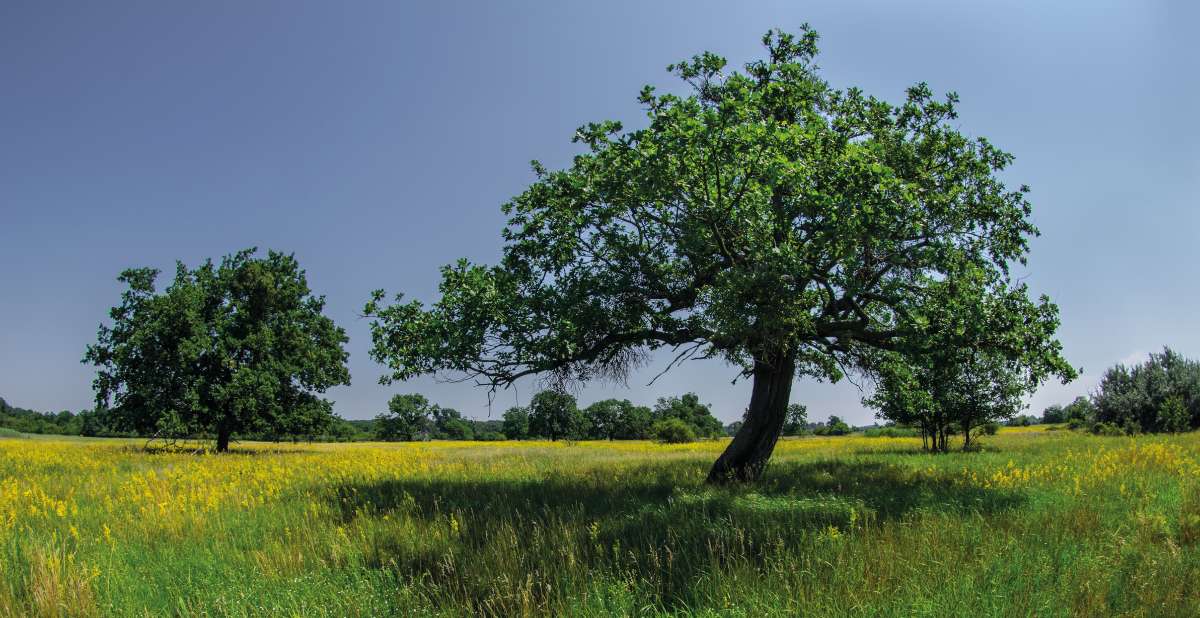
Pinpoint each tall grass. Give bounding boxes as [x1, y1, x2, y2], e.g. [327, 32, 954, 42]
[0, 430, 1197, 616]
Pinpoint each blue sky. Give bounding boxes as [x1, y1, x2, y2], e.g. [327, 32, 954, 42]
[2, 1, 1196, 424]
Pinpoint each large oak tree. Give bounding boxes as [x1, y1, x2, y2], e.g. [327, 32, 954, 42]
[84, 248, 350, 451]
[365, 27, 1070, 481]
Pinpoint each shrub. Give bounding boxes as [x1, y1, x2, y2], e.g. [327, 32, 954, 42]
[0, 427, 23, 438]
[862, 426, 920, 438]
[981, 422, 1000, 435]
[650, 418, 697, 444]
[1091, 422, 1125, 436]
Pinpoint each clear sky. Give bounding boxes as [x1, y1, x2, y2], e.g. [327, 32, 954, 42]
[2, 1, 1197, 425]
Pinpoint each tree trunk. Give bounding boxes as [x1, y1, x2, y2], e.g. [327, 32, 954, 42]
[216, 426, 231, 453]
[707, 354, 796, 483]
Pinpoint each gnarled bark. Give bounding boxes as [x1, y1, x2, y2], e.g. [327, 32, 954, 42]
[707, 354, 796, 483]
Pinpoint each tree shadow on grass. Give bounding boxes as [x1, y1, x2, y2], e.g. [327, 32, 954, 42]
[325, 459, 1025, 614]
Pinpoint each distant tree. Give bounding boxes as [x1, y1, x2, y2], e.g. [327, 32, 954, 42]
[783, 403, 808, 436]
[724, 421, 744, 437]
[440, 417, 475, 440]
[823, 415, 852, 436]
[583, 399, 623, 440]
[1007, 414, 1038, 427]
[614, 401, 654, 439]
[653, 393, 723, 438]
[1062, 396, 1095, 424]
[326, 417, 358, 442]
[527, 391, 586, 440]
[651, 418, 697, 444]
[1092, 348, 1200, 433]
[375, 394, 433, 441]
[363, 27, 1070, 482]
[429, 407, 468, 439]
[83, 249, 350, 451]
[583, 398, 653, 440]
[1041, 404, 1066, 424]
[501, 406, 530, 440]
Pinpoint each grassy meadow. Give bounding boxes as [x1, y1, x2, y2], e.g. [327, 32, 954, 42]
[1, 428, 1199, 616]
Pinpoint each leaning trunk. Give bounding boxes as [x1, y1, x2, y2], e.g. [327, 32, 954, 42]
[707, 354, 796, 483]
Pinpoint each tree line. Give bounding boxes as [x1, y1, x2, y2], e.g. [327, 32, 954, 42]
[375, 391, 726, 443]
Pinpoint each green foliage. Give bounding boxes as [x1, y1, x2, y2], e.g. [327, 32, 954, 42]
[650, 418, 697, 443]
[865, 264, 1075, 451]
[527, 391, 586, 440]
[0, 397, 88, 436]
[981, 422, 1000, 435]
[584, 399, 653, 440]
[1063, 396, 1096, 424]
[0, 427, 23, 438]
[501, 407, 530, 440]
[1041, 404, 1066, 424]
[1007, 415, 1039, 427]
[83, 248, 350, 450]
[363, 26, 1070, 477]
[783, 403, 809, 436]
[652, 393, 722, 438]
[1093, 348, 1200, 433]
[862, 426, 921, 438]
[814, 415, 852, 436]
[375, 394, 434, 441]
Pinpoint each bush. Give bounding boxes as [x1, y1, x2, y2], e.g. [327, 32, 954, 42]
[1091, 422, 1125, 436]
[650, 418, 697, 444]
[981, 422, 1000, 435]
[0, 427, 23, 438]
[475, 431, 506, 441]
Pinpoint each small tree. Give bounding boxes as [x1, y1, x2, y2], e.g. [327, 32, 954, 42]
[583, 399, 623, 440]
[866, 265, 1074, 451]
[614, 401, 654, 439]
[1062, 396, 1095, 425]
[501, 406, 530, 440]
[653, 393, 723, 438]
[527, 391, 586, 440]
[84, 249, 350, 451]
[1041, 404, 1066, 424]
[783, 403, 808, 436]
[375, 394, 433, 441]
[824, 415, 851, 436]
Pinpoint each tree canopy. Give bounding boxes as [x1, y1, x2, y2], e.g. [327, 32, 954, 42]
[84, 248, 350, 451]
[365, 26, 1071, 481]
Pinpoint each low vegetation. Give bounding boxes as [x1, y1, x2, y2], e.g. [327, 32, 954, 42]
[2, 430, 1198, 616]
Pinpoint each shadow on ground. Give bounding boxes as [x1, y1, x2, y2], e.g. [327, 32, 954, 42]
[323, 458, 1024, 613]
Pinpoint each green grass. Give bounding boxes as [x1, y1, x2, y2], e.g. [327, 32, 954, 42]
[0, 427, 24, 438]
[1, 431, 1198, 616]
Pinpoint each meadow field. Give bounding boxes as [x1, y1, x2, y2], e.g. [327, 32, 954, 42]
[1, 429, 1198, 617]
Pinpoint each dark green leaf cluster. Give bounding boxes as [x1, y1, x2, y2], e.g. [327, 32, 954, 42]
[651, 393, 723, 438]
[82, 248, 350, 449]
[1092, 348, 1200, 433]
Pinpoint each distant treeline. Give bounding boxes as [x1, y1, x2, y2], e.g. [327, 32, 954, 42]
[1035, 347, 1200, 435]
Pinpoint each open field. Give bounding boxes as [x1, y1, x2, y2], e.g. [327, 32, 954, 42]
[2, 429, 1199, 616]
